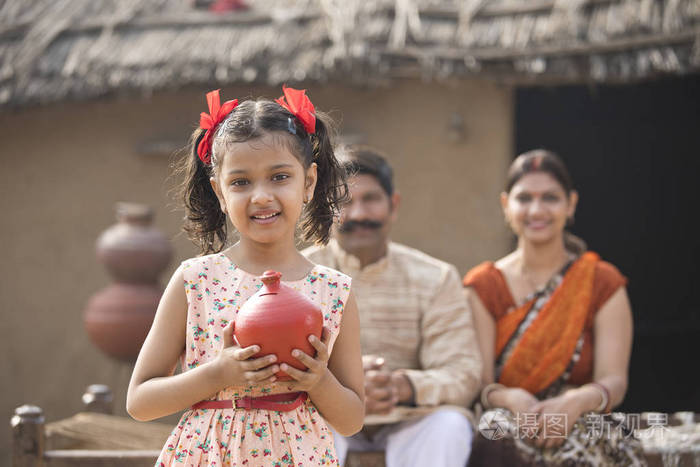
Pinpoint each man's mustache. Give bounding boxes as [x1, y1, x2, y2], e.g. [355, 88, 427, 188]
[338, 219, 383, 233]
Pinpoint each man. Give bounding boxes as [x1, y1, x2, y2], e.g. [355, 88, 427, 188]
[303, 145, 482, 467]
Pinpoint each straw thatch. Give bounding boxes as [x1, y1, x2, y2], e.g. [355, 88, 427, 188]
[1, 0, 698, 108]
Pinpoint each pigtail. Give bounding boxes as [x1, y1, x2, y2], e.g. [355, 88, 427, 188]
[301, 112, 349, 244]
[175, 129, 228, 255]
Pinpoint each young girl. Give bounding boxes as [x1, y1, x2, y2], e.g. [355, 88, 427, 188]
[127, 86, 365, 466]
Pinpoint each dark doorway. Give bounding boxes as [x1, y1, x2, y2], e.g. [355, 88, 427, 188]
[516, 75, 700, 413]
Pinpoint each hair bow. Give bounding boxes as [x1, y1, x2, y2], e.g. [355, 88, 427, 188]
[275, 85, 316, 134]
[197, 89, 239, 164]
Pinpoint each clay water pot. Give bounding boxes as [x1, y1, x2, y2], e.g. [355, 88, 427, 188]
[84, 202, 172, 362]
[84, 283, 162, 362]
[235, 270, 323, 381]
[96, 203, 172, 284]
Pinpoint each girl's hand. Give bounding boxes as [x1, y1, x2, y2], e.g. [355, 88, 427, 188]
[528, 391, 585, 448]
[279, 327, 332, 392]
[211, 321, 279, 388]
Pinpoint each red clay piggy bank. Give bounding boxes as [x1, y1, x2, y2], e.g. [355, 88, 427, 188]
[235, 270, 323, 381]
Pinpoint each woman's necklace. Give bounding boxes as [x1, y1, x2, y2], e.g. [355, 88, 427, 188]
[518, 251, 575, 294]
[521, 269, 544, 292]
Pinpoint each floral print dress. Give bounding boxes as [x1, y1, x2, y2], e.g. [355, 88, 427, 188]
[156, 253, 351, 467]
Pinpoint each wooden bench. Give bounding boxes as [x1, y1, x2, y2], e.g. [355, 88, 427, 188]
[11, 385, 168, 467]
[11, 386, 700, 467]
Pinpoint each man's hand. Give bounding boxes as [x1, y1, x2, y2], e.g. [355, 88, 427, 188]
[389, 372, 414, 405]
[362, 355, 398, 414]
[362, 355, 385, 371]
[361, 355, 416, 414]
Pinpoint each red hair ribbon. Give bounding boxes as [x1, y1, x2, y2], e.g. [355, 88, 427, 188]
[275, 85, 316, 134]
[197, 89, 239, 165]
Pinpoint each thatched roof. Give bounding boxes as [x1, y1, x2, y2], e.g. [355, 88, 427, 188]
[1, 0, 699, 108]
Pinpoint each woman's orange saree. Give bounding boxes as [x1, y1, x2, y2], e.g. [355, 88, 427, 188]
[495, 252, 598, 395]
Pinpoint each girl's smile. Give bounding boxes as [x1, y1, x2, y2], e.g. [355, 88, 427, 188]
[250, 209, 281, 224]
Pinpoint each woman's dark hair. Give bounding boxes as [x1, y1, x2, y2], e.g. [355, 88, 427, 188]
[506, 149, 574, 195]
[337, 144, 394, 197]
[175, 99, 349, 254]
[506, 149, 587, 254]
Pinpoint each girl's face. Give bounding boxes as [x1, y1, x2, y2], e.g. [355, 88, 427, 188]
[210, 134, 317, 246]
[501, 171, 578, 246]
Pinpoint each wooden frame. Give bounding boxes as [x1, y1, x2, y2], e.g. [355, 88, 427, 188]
[12, 385, 698, 467]
[11, 385, 163, 467]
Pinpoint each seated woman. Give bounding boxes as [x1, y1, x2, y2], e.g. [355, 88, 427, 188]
[463, 150, 646, 466]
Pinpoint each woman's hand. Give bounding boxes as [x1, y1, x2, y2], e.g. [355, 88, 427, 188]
[491, 387, 539, 414]
[210, 321, 280, 388]
[280, 327, 332, 392]
[528, 391, 588, 448]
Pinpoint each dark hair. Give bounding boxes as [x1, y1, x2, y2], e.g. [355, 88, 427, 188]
[336, 144, 394, 196]
[506, 149, 574, 195]
[506, 149, 587, 254]
[175, 98, 349, 254]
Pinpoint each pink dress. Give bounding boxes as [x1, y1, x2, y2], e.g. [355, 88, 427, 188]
[156, 253, 351, 466]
